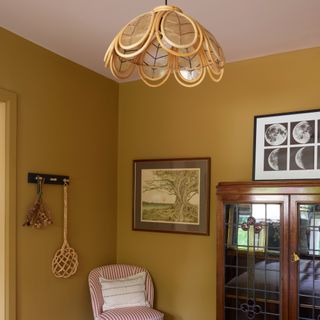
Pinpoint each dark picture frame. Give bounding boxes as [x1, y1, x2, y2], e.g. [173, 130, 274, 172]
[133, 158, 210, 235]
[253, 109, 320, 180]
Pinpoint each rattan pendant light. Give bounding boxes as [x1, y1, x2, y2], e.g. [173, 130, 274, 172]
[104, 2, 225, 87]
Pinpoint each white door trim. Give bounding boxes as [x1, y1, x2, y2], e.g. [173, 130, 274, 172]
[0, 88, 17, 320]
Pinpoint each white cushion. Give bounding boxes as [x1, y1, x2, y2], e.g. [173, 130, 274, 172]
[99, 272, 150, 311]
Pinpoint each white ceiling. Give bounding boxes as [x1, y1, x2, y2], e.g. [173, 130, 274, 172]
[1, 0, 320, 82]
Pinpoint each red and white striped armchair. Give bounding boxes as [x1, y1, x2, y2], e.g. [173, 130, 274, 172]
[88, 264, 164, 320]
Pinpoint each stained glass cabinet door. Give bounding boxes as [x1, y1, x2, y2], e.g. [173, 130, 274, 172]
[224, 202, 284, 320]
[289, 195, 320, 320]
[219, 197, 288, 320]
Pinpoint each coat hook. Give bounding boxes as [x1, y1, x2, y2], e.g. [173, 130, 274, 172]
[36, 176, 44, 195]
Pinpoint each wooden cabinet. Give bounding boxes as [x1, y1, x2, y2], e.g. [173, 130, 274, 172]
[216, 181, 320, 320]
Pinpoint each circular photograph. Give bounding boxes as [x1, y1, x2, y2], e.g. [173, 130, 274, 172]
[265, 123, 287, 146]
[292, 121, 313, 144]
[264, 148, 287, 171]
[290, 146, 314, 170]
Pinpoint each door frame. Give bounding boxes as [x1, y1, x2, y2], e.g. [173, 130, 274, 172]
[0, 88, 17, 320]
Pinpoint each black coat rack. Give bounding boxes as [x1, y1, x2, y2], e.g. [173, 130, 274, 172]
[28, 172, 69, 185]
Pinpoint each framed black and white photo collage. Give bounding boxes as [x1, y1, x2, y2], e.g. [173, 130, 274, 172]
[253, 109, 320, 180]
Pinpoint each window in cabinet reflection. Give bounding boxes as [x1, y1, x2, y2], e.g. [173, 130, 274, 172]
[226, 203, 281, 253]
[299, 204, 320, 256]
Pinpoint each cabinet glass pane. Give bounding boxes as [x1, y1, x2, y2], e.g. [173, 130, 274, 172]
[224, 203, 281, 319]
[298, 204, 320, 320]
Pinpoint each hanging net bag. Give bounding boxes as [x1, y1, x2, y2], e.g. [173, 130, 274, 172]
[52, 180, 79, 278]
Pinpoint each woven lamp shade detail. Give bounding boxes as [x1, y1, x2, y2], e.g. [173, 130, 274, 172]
[104, 5, 225, 87]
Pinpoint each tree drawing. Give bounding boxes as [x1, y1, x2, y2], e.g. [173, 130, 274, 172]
[142, 169, 200, 223]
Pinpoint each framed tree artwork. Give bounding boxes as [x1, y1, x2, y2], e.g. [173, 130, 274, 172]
[253, 109, 320, 180]
[133, 158, 210, 235]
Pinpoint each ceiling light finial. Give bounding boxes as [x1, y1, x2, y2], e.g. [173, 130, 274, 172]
[104, 4, 225, 87]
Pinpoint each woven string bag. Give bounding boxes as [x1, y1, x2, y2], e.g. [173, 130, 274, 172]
[52, 180, 79, 278]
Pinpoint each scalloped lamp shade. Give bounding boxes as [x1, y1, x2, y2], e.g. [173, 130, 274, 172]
[104, 5, 225, 87]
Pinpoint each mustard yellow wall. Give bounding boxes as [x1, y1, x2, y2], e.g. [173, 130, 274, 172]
[118, 48, 320, 320]
[1, 24, 320, 320]
[0, 27, 119, 320]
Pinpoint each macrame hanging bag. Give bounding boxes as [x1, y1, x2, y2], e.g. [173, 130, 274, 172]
[52, 180, 79, 278]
